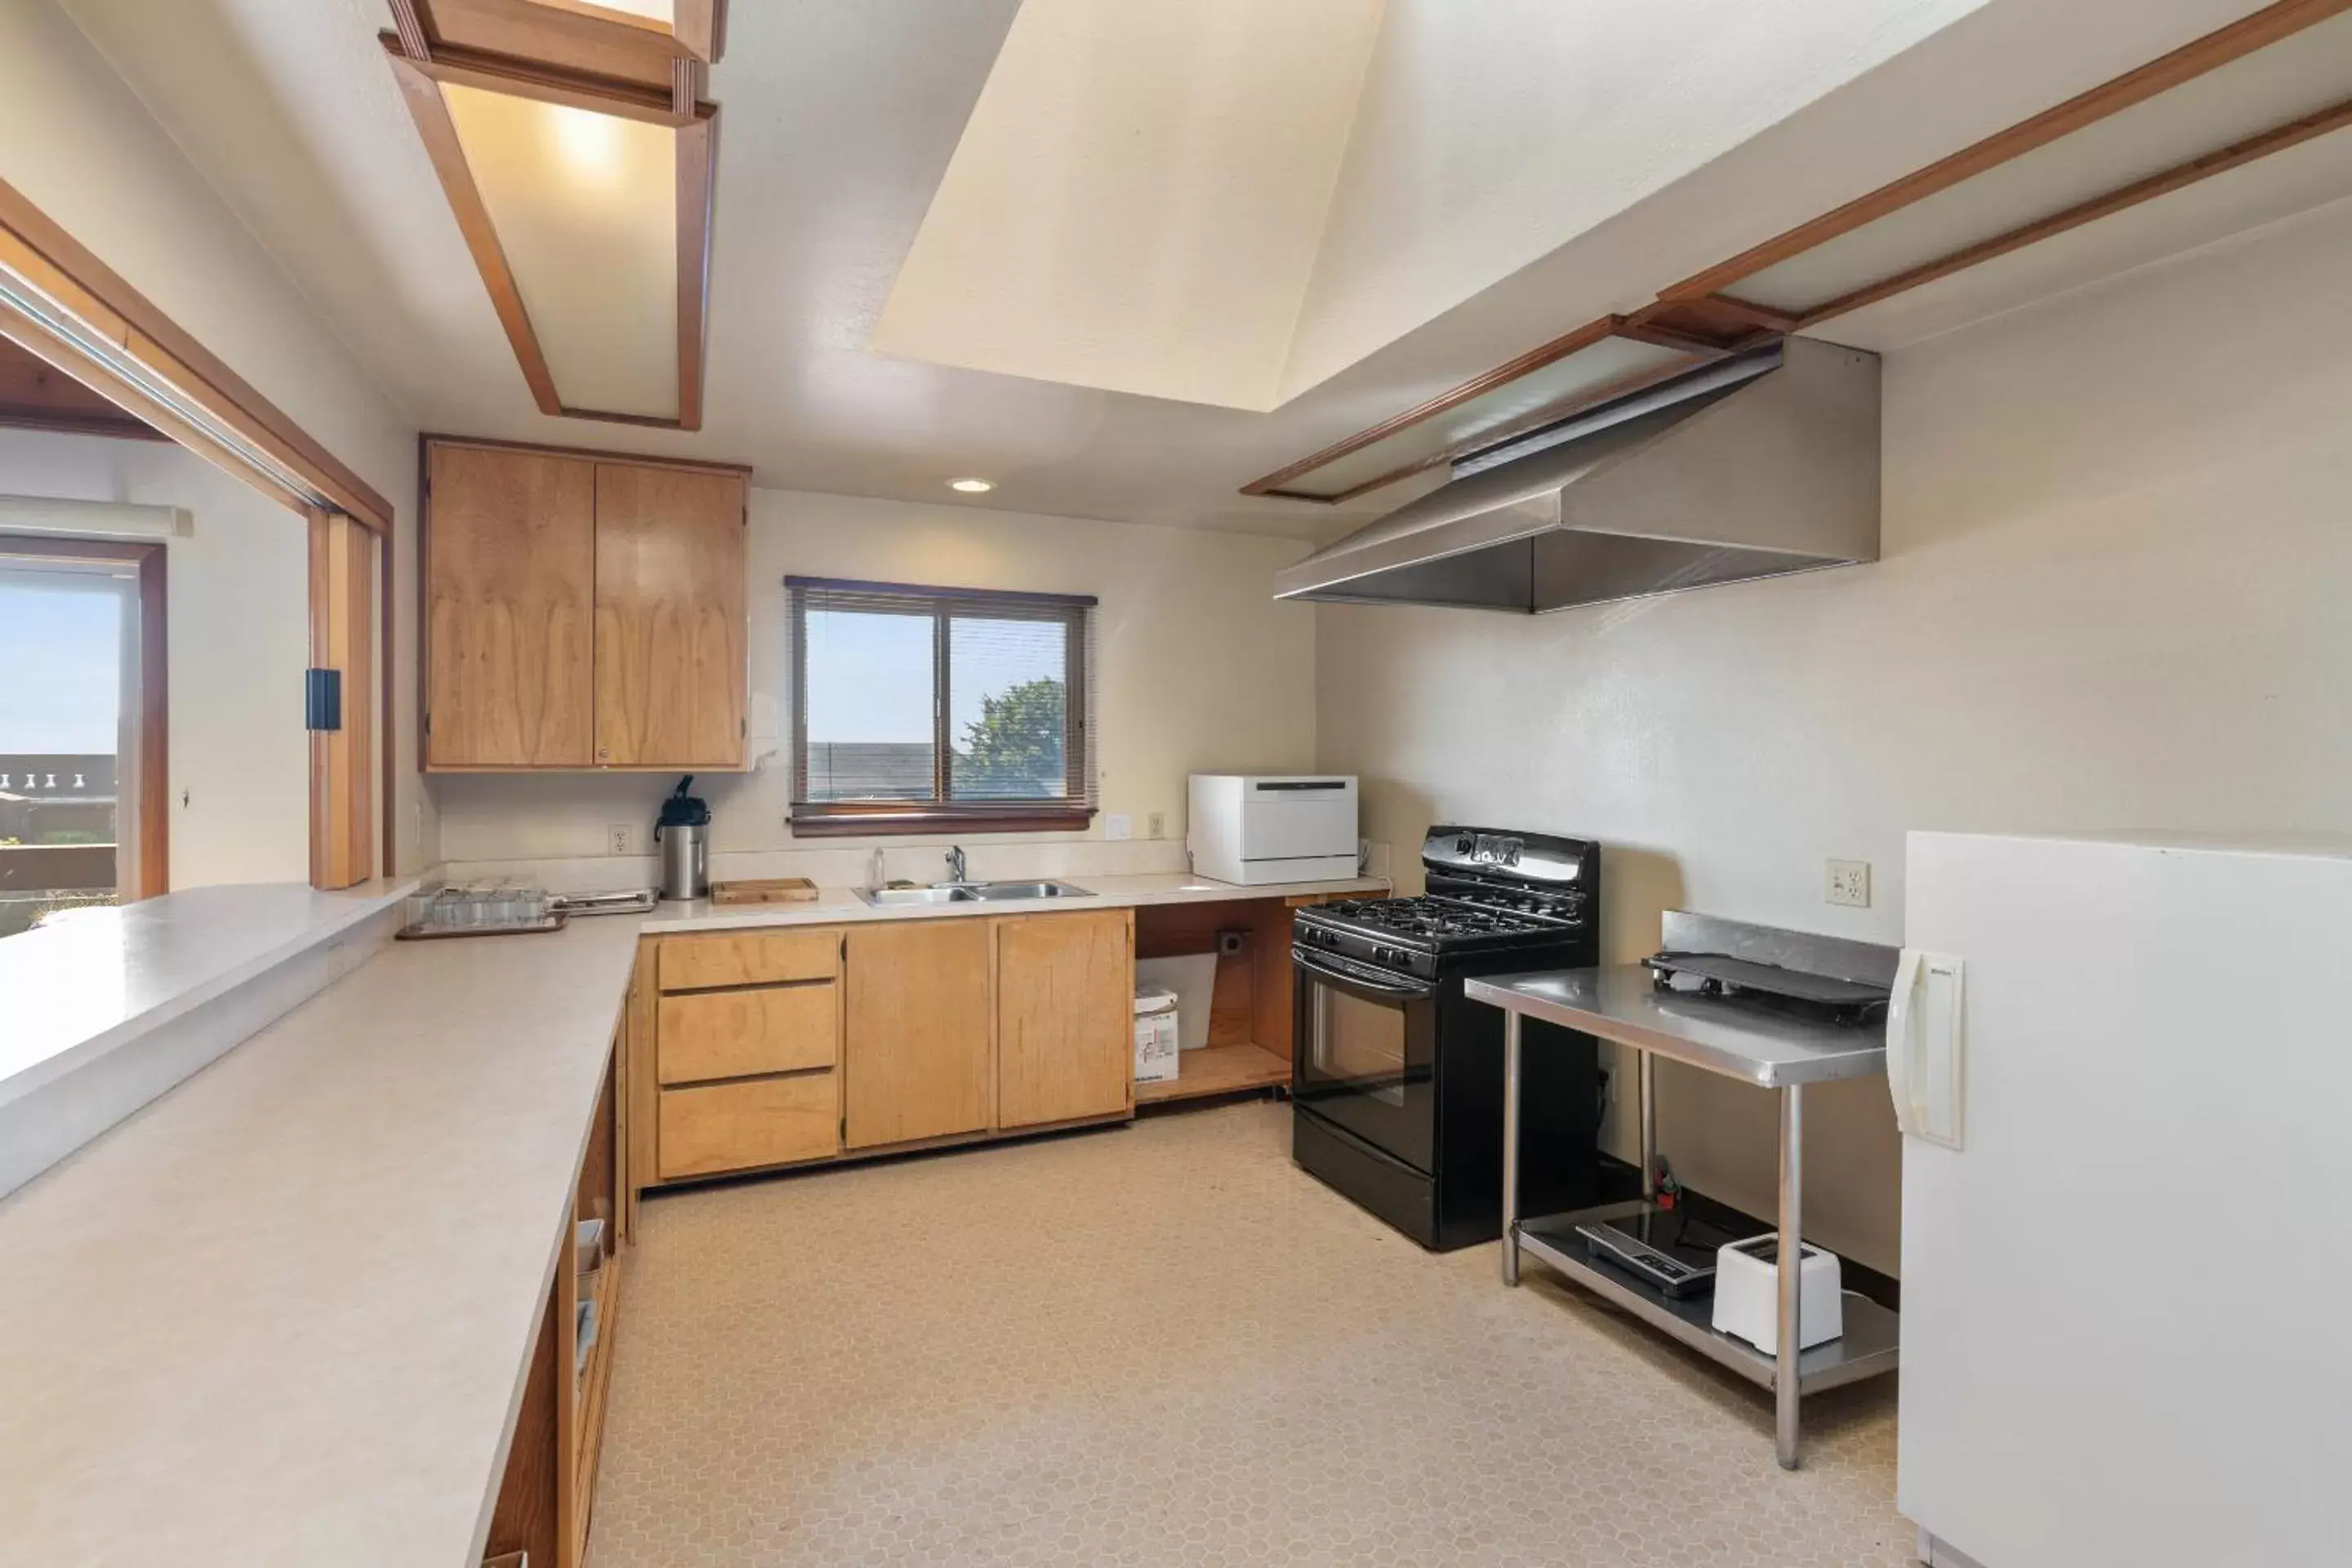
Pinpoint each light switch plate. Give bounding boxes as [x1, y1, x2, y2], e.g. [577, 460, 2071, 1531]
[1103, 813, 1133, 841]
[1825, 858, 1871, 907]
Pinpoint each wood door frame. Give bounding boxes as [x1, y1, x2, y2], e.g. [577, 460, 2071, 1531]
[0, 180, 397, 886]
[0, 534, 167, 900]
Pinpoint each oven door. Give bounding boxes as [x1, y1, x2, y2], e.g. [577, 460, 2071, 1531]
[1292, 947, 1439, 1174]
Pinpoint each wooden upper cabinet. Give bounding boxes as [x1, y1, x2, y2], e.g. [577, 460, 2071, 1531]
[423, 439, 747, 772]
[425, 444, 595, 767]
[997, 910, 1134, 1129]
[593, 463, 746, 768]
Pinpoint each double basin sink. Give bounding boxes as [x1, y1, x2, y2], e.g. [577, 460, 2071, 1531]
[854, 880, 1095, 908]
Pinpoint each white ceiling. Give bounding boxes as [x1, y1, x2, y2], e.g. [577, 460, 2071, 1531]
[55, 0, 2352, 541]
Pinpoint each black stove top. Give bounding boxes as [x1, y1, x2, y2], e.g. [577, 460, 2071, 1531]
[1294, 824, 1601, 978]
[1310, 894, 1559, 944]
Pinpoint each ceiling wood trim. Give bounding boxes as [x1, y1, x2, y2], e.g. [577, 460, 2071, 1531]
[1785, 92, 2352, 329]
[1240, 315, 1629, 497]
[0, 176, 394, 530]
[384, 47, 564, 416]
[393, 40, 691, 126]
[675, 107, 718, 433]
[1241, 0, 2352, 511]
[1660, 0, 2352, 302]
[1261, 347, 1740, 505]
[673, 0, 727, 63]
[380, 37, 720, 431]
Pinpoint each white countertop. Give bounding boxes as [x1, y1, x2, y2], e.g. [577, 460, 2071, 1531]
[0, 880, 416, 1111]
[0, 914, 641, 1566]
[0, 868, 1380, 1565]
[642, 870, 1388, 933]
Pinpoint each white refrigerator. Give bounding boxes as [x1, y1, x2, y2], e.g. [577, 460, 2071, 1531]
[1893, 831, 2352, 1568]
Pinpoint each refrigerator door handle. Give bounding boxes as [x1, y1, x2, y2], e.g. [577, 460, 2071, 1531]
[1887, 947, 1967, 1149]
[1886, 948, 1923, 1138]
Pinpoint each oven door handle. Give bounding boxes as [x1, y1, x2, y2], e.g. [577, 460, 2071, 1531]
[1294, 949, 1436, 1000]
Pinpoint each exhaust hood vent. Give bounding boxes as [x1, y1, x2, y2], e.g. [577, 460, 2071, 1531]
[1272, 337, 1879, 613]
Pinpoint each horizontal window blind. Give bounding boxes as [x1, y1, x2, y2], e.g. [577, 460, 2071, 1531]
[788, 577, 1098, 831]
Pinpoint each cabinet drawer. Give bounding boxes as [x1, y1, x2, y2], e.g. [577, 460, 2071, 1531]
[658, 983, 836, 1085]
[659, 929, 839, 991]
[657, 1076, 839, 1179]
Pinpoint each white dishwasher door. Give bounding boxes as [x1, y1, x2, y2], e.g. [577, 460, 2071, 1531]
[1239, 778, 1356, 863]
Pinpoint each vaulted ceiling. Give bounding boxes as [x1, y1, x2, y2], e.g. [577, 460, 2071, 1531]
[56, 0, 2352, 538]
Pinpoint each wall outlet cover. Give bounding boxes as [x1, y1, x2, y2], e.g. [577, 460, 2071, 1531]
[608, 822, 635, 857]
[1146, 811, 1165, 840]
[1103, 813, 1133, 841]
[1825, 858, 1872, 907]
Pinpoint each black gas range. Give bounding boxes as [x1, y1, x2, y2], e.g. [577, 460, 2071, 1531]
[1291, 826, 1604, 1250]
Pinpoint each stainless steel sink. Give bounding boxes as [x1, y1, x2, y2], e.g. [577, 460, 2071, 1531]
[854, 885, 977, 907]
[964, 880, 1094, 901]
[851, 880, 1094, 907]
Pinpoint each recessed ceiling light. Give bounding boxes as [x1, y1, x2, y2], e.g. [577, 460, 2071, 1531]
[949, 478, 995, 493]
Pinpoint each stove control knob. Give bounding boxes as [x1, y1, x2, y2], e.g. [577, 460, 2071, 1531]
[1454, 835, 1473, 853]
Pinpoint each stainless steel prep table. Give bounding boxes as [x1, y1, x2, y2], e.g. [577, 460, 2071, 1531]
[1468, 964, 1900, 1469]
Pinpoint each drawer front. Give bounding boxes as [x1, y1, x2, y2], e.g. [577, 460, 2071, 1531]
[658, 983, 837, 1085]
[657, 1075, 839, 1180]
[659, 929, 840, 991]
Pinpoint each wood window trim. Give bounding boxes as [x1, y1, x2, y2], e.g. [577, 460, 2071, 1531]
[308, 510, 375, 889]
[786, 578, 1098, 837]
[0, 535, 167, 900]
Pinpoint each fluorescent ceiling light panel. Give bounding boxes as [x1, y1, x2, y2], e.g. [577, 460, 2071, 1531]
[440, 82, 680, 421]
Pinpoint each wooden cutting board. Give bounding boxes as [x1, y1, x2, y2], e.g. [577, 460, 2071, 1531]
[710, 877, 820, 906]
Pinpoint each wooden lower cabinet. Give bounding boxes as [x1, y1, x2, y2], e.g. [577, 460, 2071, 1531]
[658, 1076, 840, 1179]
[635, 909, 1145, 1186]
[997, 909, 1134, 1129]
[844, 920, 995, 1147]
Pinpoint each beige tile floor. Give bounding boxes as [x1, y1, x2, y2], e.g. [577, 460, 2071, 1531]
[590, 1101, 1911, 1567]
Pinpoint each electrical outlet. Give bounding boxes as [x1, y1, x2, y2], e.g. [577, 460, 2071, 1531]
[1825, 858, 1872, 907]
[1147, 811, 1165, 840]
[608, 822, 635, 857]
[1103, 813, 1133, 841]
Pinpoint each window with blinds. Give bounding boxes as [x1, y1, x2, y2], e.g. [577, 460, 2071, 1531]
[786, 577, 1098, 833]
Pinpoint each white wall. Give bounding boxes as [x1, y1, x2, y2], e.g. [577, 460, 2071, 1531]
[435, 488, 1319, 877]
[0, 430, 310, 886]
[1315, 198, 2352, 1276]
[0, 0, 431, 874]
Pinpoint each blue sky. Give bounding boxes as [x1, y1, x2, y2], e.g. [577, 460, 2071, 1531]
[805, 609, 1062, 746]
[0, 580, 121, 753]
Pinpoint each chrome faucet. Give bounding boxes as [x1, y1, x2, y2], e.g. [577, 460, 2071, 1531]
[867, 846, 885, 891]
[945, 844, 968, 885]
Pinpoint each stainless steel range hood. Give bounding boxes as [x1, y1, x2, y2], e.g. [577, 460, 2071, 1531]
[1272, 337, 1879, 613]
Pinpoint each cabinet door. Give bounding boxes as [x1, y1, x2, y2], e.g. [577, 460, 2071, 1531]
[844, 921, 992, 1148]
[425, 444, 595, 766]
[997, 910, 1134, 1129]
[593, 463, 746, 768]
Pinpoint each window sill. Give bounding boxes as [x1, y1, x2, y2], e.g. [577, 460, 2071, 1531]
[789, 807, 1098, 838]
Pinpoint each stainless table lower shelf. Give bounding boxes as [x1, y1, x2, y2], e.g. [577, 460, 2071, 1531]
[1516, 1201, 1900, 1395]
[1475, 962, 1900, 1472]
